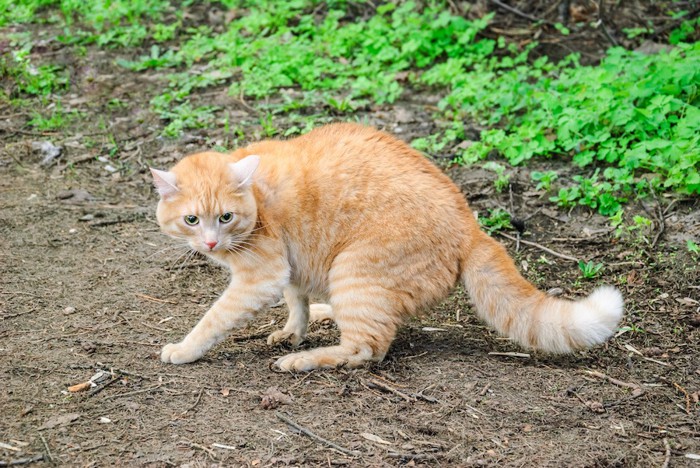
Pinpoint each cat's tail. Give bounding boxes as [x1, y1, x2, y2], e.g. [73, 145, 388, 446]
[460, 231, 623, 353]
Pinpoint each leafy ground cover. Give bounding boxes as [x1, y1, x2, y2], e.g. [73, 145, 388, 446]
[1, 0, 699, 223]
[1, 1, 699, 466]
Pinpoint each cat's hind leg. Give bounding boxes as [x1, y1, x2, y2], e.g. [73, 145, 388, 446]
[275, 281, 399, 372]
[267, 285, 309, 347]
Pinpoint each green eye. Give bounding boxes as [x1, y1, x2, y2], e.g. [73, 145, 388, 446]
[219, 212, 234, 223]
[184, 215, 199, 225]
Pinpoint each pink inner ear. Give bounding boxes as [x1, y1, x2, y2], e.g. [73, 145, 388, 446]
[150, 168, 179, 197]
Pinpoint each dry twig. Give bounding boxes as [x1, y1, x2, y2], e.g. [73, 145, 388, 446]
[135, 293, 177, 304]
[102, 383, 163, 400]
[661, 438, 671, 468]
[276, 412, 361, 457]
[364, 378, 414, 402]
[498, 232, 579, 262]
[585, 371, 644, 398]
[181, 388, 205, 416]
[489, 0, 552, 24]
[0, 454, 44, 466]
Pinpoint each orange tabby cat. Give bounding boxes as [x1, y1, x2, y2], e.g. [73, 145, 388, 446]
[151, 123, 623, 372]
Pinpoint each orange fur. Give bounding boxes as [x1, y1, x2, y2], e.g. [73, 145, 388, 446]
[151, 123, 624, 371]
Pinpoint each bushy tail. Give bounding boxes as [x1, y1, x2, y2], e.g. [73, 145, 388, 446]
[461, 232, 624, 353]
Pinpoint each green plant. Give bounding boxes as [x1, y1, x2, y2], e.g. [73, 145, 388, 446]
[531, 170, 558, 191]
[687, 239, 699, 255]
[27, 102, 77, 130]
[578, 260, 604, 279]
[2, 47, 68, 96]
[478, 208, 512, 234]
[627, 215, 654, 244]
[483, 161, 510, 192]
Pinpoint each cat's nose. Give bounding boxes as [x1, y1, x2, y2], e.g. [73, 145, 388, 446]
[205, 241, 218, 250]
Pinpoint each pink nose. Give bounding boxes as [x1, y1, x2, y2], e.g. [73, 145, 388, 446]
[205, 241, 218, 250]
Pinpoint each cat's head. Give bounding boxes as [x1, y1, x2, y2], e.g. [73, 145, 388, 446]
[150, 152, 260, 256]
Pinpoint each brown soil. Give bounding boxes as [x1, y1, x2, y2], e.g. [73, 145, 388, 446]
[1, 3, 699, 467]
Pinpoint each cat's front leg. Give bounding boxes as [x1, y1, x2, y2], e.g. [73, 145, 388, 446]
[267, 285, 309, 347]
[162, 273, 286, 364]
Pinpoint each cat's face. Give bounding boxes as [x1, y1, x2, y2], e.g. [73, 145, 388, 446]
[150, 152, 260, 256]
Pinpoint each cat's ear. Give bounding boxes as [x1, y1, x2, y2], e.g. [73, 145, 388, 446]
[229, 155, 260, 189]
[150, 168, 179, 198]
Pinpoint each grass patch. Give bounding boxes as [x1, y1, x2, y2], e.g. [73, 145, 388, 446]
[2, 0, 698, 219]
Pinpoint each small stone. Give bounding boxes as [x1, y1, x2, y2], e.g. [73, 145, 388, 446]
[98, 417, 111, 424]
[63, 306, 76, 315]
[79, 214, 94, 221]
[68, 228, 77, 234]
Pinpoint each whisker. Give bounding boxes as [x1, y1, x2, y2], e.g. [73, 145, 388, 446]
[145, 243, 190, 261]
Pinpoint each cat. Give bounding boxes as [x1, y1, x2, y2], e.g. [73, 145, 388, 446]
[150, 123, 624, 372]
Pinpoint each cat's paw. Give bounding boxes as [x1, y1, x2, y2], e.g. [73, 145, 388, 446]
[267, 330, 304, 347]
[309, 303, 333, 323]
[274, 351, 321, 372]
[161, 342, 203, 364]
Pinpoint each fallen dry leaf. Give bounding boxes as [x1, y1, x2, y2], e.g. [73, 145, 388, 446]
[259, 386, 293, 410]
[40, 413, 80, 430]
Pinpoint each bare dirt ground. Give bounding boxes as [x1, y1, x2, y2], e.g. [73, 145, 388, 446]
[2, 3, 700, 467]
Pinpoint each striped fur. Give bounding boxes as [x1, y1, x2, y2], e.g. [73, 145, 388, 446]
[152, 123, 624, 370]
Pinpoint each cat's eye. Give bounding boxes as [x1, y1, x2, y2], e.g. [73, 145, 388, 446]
[184, 215, 199, 226]
[219, 212, 234, 223]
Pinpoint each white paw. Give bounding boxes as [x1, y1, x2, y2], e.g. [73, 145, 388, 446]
[267, 330, 304, 347]
[309, 303, 333, 323]
[274, 351, 320, 372]
[160, 342, 203, 364]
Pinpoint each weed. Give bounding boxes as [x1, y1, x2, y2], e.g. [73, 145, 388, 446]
[478, 208, 512, 234]
[27, 103, 77, 130]
[688, 239, 700, 255]
[483, 161, 510, 193]
[531, 170, 558, 191]
[578, 260, 604, 279]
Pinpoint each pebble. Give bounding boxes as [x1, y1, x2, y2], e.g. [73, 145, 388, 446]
[98, 417, 111, 424]
[63, 306, 76, 314]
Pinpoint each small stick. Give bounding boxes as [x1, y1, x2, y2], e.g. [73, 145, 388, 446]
[479, 383, 491, 396]
[140, 321, 172, 333]
[102, 384, 163, 400]
[276, 412, 361, 457]
[673, 382, 692, 414]
[488, 351, 531, 358]
[585, 371, 644, 398]
[189, 441, 217, 460]
[39, 435, 52, 464]
[661, 438, 671, 468]
[387, 452, 437, 461]
[0, 454, 44, 466]
[211, 443, 237, 450]
[87, 377, 120, 397]
[623, 344, 671, 367]
[364, 378, 414, 402]
[181, 388, 205, 416]
[489, 0, 552, 24]
[498, 232, 579, 262]
[135, 293, 177, 304]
